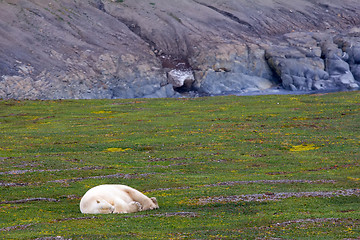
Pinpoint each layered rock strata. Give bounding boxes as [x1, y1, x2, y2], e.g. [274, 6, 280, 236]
[0, 0, 360, 99]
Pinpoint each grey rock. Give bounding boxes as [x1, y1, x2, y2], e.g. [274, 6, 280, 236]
[266, 31, 360, 92]
[326, 54, 351, 75]
[265, 44, 329, 91]
[322, 39, 359, 89]
[193, 42, 277, 94]
[350, 65, 360, 82]
[198, 71, 274, 95]
[334, 33, 360, 83]
[354, 47, 360, 64]
[143, 85, 181, 99]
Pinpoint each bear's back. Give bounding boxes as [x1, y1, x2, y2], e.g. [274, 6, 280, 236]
[82, 184, 133, 203]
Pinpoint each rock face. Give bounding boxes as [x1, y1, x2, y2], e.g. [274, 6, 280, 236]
[0, 0, 360, 99]
[0, 0, 175, 99]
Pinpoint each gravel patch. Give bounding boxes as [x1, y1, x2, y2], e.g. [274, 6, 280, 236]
[49, 173, 155, 184]
[0, 198, 59, 204]
[0, 224, 34, 232]
[268, 218, 341, 228]
[34, 236, 72, 240]
[1, 172, 156, 187]
[202, 179, 336, 187]
[0, 166, 106, 175]
[0, 182, 29, 187]
[147, 179, 336, 192]
[121, 212, 198, 218]
[198, 189, 360, 204]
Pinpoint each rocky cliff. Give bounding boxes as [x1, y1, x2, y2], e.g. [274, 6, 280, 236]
[1, 0, 360, 99]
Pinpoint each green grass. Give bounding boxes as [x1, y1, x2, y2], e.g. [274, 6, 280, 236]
[0, 92, 359, 239]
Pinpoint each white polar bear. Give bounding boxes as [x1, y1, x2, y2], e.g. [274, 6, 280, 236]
[80, 184, 158, 214]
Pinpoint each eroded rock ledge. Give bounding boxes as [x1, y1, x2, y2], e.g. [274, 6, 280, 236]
[0, 0, 360, 99]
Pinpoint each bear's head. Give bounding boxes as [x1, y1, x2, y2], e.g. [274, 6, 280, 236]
[149, 197, 159, 210]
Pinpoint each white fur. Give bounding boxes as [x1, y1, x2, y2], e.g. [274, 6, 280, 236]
[80, 184, 158, 214]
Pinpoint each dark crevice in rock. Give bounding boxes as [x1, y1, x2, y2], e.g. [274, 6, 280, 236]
[114, 18, 157, 53]
[91, 0, 106, 12]
[193, 1, 255, 33]
[318, 3, 330, 9]
[129, 24, 156, 51]
[294, 10, 319, 28]
[173, 83, 197, 94]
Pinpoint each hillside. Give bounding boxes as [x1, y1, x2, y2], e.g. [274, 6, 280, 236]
[1, 0, 360, 99]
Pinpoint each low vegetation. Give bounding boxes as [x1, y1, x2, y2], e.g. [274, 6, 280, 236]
[0, 92, 359, 239]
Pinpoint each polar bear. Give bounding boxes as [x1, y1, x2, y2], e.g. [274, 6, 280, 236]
[80, 184, 158, 214]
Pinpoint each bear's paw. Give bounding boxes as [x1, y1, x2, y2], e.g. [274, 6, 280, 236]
[130, 201, 143, 211]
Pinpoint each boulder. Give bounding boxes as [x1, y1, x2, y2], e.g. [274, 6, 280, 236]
[167, 69, 195, 89]
[198, 71, 274, 95]
[193, 42, 277, 94]
[321, 39, 359, 90]
[266, 32, 359, 92]
[265, 43, 329, 91]
[334, 32, 360, 82]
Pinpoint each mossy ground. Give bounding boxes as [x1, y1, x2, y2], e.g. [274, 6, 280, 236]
[0, 92, 359, 239]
